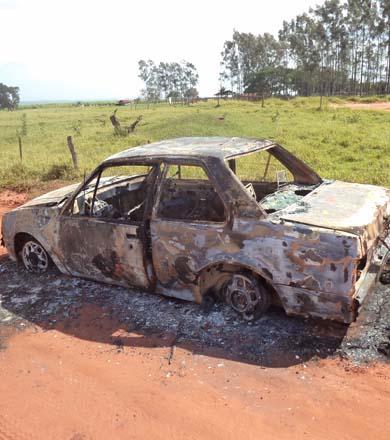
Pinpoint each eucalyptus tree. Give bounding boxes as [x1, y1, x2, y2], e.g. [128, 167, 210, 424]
[138, 60, 199, 100]
[379, 0, 390, 92]
[138, 60, 160, 100]
[220, 31, 283, 94]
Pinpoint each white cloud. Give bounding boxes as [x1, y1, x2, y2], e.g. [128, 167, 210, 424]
[0, 0, 325, 100]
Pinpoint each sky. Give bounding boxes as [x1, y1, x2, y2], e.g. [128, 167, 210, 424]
[0, 0, 325, 102]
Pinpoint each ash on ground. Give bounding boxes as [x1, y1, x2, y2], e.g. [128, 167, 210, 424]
[0, 258, 389, 366]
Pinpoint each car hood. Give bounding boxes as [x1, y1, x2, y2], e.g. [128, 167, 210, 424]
[279, 180, 390, 247]
[21, 183, 80, 208]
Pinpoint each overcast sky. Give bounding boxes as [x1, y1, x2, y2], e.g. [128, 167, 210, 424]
[0, 0, 325, 101]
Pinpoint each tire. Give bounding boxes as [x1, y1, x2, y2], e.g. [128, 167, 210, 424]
[223, 273, 270, 321]
[21, 239, 52, 273]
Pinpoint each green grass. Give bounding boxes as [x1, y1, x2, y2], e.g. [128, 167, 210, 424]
[0, 97, 390, 192]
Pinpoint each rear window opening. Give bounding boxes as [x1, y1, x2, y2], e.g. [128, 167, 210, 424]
[227, 148, 319, 213]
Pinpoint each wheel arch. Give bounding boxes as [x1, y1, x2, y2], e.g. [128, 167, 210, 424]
[14, 232, 35, 258]
[198, 260, 280, 303]
[14, 231, 61, 270]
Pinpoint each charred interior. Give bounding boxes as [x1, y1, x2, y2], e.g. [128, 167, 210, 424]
[158, 166, 226, 222]
[72, 173, 150, 222]
[228, 148, 320, 213]
[70, 146, 322, 224]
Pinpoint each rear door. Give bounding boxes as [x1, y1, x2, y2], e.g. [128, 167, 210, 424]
[150, 162, 228, 300]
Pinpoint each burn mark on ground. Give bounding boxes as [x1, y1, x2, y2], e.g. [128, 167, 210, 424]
[0, 258, 389, 365]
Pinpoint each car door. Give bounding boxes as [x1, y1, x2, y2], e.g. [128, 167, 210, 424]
[150, 161, 229, 301]
[57, 164, 158, 289]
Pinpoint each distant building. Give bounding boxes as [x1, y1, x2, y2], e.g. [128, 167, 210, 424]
[117, 99, 131, 106]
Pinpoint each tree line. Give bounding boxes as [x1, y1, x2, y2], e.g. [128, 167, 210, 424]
[138, 60, 199, 101]
[220, 0, 390, 98]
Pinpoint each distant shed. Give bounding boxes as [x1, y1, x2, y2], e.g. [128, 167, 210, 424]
[117, 99, 131, 106]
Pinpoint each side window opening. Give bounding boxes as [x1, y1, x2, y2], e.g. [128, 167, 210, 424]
[157, 164, 226, 223]
[71, 165, 157, 222]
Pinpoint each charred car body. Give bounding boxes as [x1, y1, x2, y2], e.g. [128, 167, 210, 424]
[2, 137, 390, 323]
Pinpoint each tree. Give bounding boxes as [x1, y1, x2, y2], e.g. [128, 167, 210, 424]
[0, 83, 20, 110]
[138, 60, 199, 100]
[220, 30, 283, 94]
[138, 60, 160, 101]
[379, 0, 390, 93]
[184, 87, 199, 105]
[245, 67, 295, 105]
[214, 86, 233, 106]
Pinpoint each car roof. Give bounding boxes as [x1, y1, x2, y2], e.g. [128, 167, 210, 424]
[104, 137, 276, 163]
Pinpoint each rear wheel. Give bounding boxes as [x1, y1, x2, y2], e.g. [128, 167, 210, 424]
[223, 273, 270, 321]
[21, 239, 51, 273]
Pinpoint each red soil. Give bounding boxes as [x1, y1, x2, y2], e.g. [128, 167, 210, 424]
[0, 191, 27, 255]
[338, 101, 390, 111]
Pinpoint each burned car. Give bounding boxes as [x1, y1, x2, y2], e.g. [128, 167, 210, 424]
[2, 137, 390, 323]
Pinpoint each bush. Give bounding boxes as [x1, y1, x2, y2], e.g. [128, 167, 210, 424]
[42, 163, 73, 181]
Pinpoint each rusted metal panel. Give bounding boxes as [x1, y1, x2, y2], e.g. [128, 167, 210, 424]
[151, 215, 361, 322]
[57, 217, 150, 288]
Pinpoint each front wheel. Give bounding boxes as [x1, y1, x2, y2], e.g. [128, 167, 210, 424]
[223, 273, 270, 321]
[21, 239, 52, 273]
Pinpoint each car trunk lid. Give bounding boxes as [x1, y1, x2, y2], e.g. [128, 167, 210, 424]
[279, 180, 390, 249]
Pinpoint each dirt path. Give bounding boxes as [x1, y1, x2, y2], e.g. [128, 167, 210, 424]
[0, 314, 389, 440]
[0, 191, 389, 440]
[335, 101, 390, 111]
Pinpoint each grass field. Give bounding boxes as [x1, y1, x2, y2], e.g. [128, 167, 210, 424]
[0, 97, 390, 191]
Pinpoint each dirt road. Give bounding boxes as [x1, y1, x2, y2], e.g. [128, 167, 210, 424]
[334, 101, 390, 111]
[0, 191, 389, 440]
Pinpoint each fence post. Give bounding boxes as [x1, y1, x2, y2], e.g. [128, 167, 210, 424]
[18, 136, 23, 161]
[67, 135, 79, 170]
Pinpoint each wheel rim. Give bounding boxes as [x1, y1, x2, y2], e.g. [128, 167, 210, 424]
[224, 274, 260, 321]
[22, 241, 49, 273]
